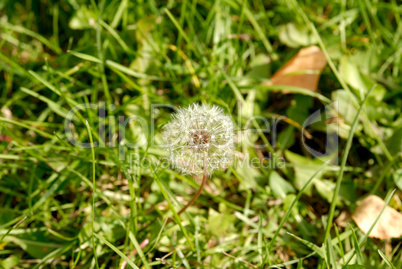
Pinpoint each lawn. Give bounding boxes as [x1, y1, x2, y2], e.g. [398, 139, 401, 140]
[0, 0, 401, 268]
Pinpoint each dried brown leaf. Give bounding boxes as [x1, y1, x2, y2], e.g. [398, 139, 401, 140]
[351, 195, 402, 239]
[265, 45, 327, 92]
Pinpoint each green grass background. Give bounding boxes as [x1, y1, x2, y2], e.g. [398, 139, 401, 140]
[0, 0, 401, 268]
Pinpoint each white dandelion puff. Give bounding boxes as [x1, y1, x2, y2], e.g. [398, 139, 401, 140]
[162, 103, 235, 176]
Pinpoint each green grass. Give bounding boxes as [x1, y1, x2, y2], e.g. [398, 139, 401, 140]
[0, 0, 401, 268]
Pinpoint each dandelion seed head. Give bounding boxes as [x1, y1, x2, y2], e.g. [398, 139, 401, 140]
[162, 103, 235, 176]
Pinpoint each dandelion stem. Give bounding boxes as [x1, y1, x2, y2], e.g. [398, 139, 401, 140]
[168, 153, 208, 224]
[177, 169, 207, 216]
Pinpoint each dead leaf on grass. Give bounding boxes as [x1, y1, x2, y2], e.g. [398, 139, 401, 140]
[264, 45, 327, 92]
[351, 195, 402, 239]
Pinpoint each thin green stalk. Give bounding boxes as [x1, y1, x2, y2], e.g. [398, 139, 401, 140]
[370, 161, 394, 195]
[94, 9, 111, 106]
[151, 165, 195, 251]
[334, 224, 345, 265]
[0, 216, 27, 243]
[358, 0, 379, 53]
[268, 161, 330, 252]
[52, 4, 59, 48]
[86, 121, 99, 269]
[323, 85, 375, 244]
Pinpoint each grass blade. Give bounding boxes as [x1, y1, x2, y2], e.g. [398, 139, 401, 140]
[128, 232, 150, 269]
[268, 161, 330, 251]
[287, 232, 326, 260]
[323, 85, 375, 244]
[378, 249, 397, 269]
[151, 166, 194, 251]
[348, 224, 363, 265]
[94, 233, 139, 269]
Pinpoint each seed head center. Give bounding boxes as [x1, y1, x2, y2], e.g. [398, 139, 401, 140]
[190, 130, 211, 150]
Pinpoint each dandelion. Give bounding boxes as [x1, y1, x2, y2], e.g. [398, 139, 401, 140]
[162, 103, 235, 219]
[162, 103, 235, 175]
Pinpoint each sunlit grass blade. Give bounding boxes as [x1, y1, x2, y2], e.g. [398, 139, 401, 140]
[86, 120, 99, 269]
[334, 223, 345, 265]
[348, 224, 363, 265]
[268, 161, 330, 251]
[323, 85, 375, 244]
[0, 117, 54, 139]
[151, 166, 194, 251]
[68, 50, 102, 63]
[32, 244, 72, 269]
[99, 20, 132, 53]
[28, 70, 79, 106]
[2, 22, 62, 53]
[287, 232, 326, 261]
[128, 232, 150, 269]
[20, 87, 68, 118]
[0, 216, 27, 243]
[257, 84, 332, 104]
[94, 233, 139, 269]
[378, 249, 397, 269]
[105, 60, 165, 80]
